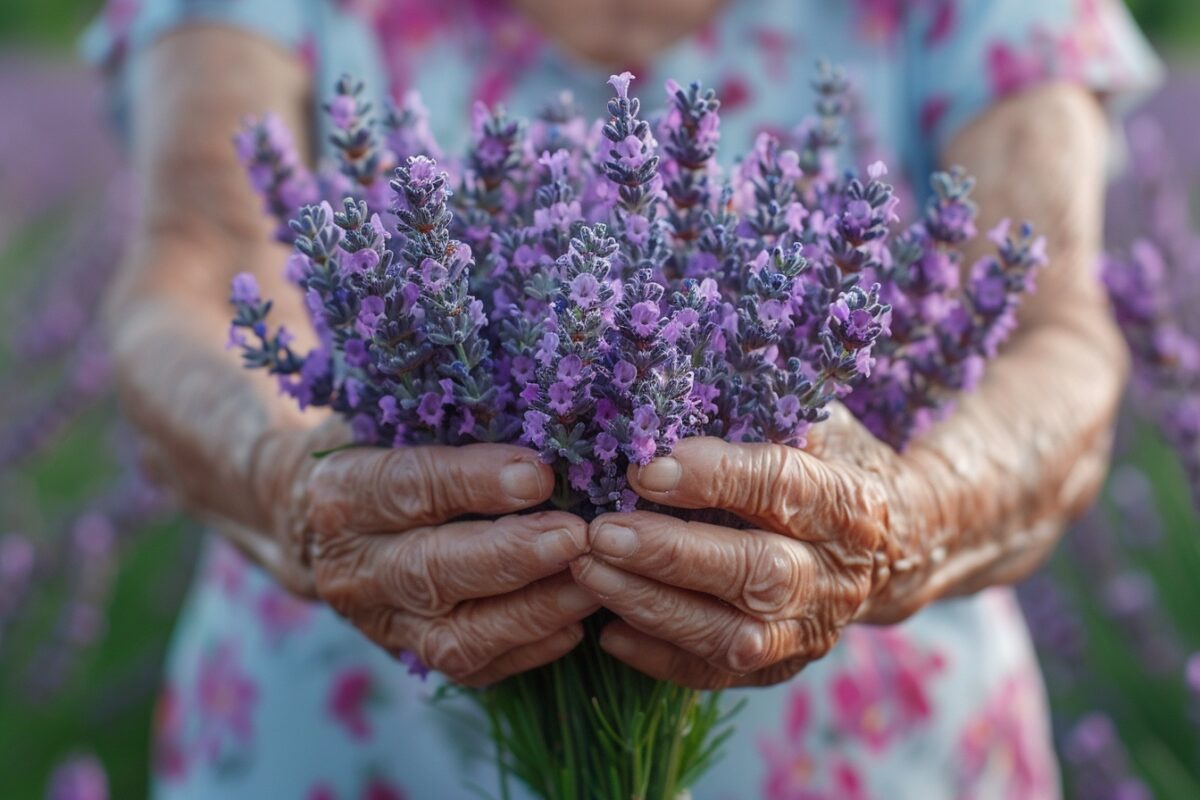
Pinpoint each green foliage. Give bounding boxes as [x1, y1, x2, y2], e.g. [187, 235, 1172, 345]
[1039, 427, 1200, 798]
[0, 0, 104, 47]
[0, 195, 191, 800]
[1128, 0, 1200, 53]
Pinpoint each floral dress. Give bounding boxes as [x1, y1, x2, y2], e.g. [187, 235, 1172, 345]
[84, 1, 1160, 798]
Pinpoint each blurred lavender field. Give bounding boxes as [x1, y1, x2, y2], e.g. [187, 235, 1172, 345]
[0, 51, 193, 799]
[1, 6, 1199, 800]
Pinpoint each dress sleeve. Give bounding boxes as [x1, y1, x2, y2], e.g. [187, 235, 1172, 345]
[901, 0, 1163, 158]
[81, 0, 311, 74]
[79, 0, 390, 150]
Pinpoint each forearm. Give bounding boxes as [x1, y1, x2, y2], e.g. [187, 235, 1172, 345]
[106, 26, 320, 572]
[108, 238, 313, 531]
[861, 83, 1123, 621]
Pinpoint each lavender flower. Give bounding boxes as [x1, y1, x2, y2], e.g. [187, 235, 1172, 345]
[325, 76, 398, 212]
[1063, 713, 1153, 800]
[229, 67, 1038, 524]
[1099, 115, 1200, 509]
[659, 79, 721, 274]
[45, 753, 108, 800]
[233, 114, 319, 242]
[216, 61, 1058, 800]
[844, 169, 1046, 449]
[383, 90, 443, 163]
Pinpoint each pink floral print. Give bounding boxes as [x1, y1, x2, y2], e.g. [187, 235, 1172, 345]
[830, 628, 946, 751]
[853, 0, 905, 44]
[195, 642, 258, 759]
[83, 0, 1157, 796]
[205, 539, 247, 597]
[256, 582, 315, 647]
[328, 665, 379, 741]
[759, 691, 869, 800]
[956, 672, 1058, 799]
[924, 0, 957, 46]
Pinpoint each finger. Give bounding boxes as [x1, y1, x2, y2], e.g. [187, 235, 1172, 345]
[588, 511, 819, 621]
[599, 620, 739, 690]
[321, 512, 589, 617]
[308, 443, 555, 534]
[571, 555, 818, 674]
[458, 624, 586, 688]
[627, 437, 885, 543]
[373, 574, 599, 682]
[600, 621, 811, 690]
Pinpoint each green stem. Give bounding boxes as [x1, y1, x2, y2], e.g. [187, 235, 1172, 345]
[661, 690, 698, 800]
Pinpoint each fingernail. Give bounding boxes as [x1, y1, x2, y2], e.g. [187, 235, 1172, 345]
[557, 584, 598, 614]
[601, 628, 635, 658]
[536, 528, 583, 564]
[592, 524, 638, 558]
[577, 559, 627, 595]
[500, 461, 544, 502]
[638, 457, 681, 492]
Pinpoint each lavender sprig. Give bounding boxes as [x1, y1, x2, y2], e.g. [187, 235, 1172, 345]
[1102, 118, 1200, 507]
[233, 114, 319, 242]
[222, 64, 1051, 800]
[326, 75, 396, 212]
[659, 79, 721, 273]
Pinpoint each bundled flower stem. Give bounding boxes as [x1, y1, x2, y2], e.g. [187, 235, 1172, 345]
[229, 64, 1042, 796]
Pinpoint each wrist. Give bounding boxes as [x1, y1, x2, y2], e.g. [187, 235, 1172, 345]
[232, 423, 337, 598]
[853, 453, 947, 624]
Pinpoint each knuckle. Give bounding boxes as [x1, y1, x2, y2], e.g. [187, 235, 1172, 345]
[741, 540, 803, 618]
[736, 447, 793, 526]
[769, 454, 809, 532]
[384, 537, 447, 616]
[812, 542, 875, 617]
[656, 524, 692, 572]
[420, 621, 478, 681]
[854, 478, 891, 543]
[724, 621, 775, 674]
[311, 533, 369, 614]
[498, 515, 546, 550]
[828, 466, 889, 545]
[712, 450, 742, 508]
[304, 474, 346, 536]
[384, 451, 440, 523]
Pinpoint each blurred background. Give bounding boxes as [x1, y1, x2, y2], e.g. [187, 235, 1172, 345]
[1, 2, 1198, 798]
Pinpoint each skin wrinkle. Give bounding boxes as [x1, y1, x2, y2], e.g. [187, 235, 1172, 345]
[109, 26, 598, 685]
[111, 21, 1123, 692]
[742, 541, 800, 617]
[585, 83, 1122, 688]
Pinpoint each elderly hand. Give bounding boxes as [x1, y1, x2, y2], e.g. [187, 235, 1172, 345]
[236, 428, 598, 687]
[570, 406, 919, 690]
[570, 85, 1124, 691]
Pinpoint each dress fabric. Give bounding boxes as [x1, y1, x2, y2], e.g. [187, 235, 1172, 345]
[83, 1, 1160, 798]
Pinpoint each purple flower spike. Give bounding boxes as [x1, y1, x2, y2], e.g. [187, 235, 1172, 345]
[608, 71, 635, 100]
[228, 65, 1043, 529]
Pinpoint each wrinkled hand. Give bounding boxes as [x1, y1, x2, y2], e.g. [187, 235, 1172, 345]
[571, 406, 917, 690]
[247, 425, 598, 687]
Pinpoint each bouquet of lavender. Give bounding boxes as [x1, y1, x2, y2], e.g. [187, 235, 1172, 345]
[228, 65, 1042, 797]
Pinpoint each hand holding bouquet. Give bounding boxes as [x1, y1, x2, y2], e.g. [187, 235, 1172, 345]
[228, 64, 1043, 798]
